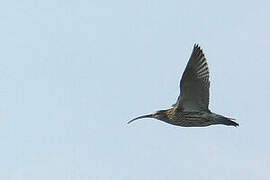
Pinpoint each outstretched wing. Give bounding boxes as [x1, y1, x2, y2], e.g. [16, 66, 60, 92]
[173, 44, 210, 111]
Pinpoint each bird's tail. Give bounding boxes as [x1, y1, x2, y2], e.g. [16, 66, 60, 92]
[221, 117, 239, 127]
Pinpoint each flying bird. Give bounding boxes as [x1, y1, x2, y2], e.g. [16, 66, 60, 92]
[128, 44, 238, 127]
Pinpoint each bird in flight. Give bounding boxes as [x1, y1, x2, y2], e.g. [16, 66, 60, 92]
[128, 44, 238, 127]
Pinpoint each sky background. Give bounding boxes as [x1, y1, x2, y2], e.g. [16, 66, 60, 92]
[0, 0, 269, 179]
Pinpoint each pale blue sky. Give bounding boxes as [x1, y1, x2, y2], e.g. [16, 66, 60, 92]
[0, 0, 269, 179]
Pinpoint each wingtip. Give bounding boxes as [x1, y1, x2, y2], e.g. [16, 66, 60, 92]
[193, 44, 203, 54]
[194, 43, 200, 49]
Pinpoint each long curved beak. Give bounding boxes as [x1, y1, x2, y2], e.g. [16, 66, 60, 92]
[127, 114, 154, 124]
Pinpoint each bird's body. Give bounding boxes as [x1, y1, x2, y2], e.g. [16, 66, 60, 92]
[165, 108, 237, 127]
[128, 44, 239, 127]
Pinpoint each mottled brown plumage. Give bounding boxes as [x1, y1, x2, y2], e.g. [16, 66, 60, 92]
[128, 44, 238, 127]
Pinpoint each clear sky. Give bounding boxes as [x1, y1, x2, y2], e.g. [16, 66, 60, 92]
[0, 0, 269, 179]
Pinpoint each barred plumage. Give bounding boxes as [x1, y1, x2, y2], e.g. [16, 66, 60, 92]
[128, 44, 239, 127]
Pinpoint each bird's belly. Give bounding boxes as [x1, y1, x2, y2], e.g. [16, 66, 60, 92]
[169, 111, 213, 127]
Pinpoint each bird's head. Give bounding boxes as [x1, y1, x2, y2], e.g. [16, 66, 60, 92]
[153, 110, 169, 120]
[128, 109, 169, 124]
